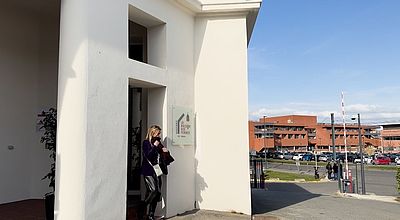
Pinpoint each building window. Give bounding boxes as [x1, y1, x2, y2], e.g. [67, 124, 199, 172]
[128, 5, 166, 68]
[129, 21, 147, 63]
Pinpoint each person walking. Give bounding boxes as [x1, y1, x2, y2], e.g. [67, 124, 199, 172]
[141, 125, 169, 220]
[333, 162, 339, 180]
[326, 162, 333, 180]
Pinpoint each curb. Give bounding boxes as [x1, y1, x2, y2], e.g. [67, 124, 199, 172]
[337, 192, 400, 204]
[265, 179, 328, 183]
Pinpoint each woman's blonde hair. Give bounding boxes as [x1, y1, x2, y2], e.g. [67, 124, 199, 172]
[146, 125, 161, 141]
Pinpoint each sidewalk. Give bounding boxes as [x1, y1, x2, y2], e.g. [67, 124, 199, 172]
[266, 168, 331, 183]
[167, 209, 279, 220]
[167, 209, 250, 220]
[338, 192, 400, 204]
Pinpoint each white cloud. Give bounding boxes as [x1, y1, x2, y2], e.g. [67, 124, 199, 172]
[248, 47, 283, 74]
[302, 37, 335, 56]
[346, 104, 379, 113]
[249, 102, 400, 124]
[350, 86, 400, 99]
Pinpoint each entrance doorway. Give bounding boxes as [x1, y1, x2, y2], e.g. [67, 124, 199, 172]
[126, 81, 166, 219]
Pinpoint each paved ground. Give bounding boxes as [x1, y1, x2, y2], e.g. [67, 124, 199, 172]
[267, 162, 398, 196]
[252, 182, 400, 220]
[0, 199, 45, 220]
[168, 209, 251, 220]
[2, 184, 399, 220]
[2, 178, 399, 220]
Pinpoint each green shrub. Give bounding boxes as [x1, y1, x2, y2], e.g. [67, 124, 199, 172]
[397, 167, 400, 193]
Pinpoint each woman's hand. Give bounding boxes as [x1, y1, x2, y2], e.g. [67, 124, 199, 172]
[153, 140, 160, 146]
[162, 147, 168, 152]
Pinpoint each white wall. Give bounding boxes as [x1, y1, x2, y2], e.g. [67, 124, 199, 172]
[57, 0, 195, 219]
[194, 15, 252, 215]
[0, 2, 59, 204]
[56, 0, 256, 218]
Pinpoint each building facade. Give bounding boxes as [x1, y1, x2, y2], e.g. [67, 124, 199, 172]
[0, 0, 261, 219]
[381, 124, 400, 153]
[249, 115, 316, 152]
[249, 115, 382, 153]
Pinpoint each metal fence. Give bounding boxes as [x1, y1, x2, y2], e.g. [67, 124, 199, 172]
[250, 158, 265, 189]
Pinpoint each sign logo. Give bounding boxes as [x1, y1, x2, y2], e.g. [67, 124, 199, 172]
[173, 106, 194, 145]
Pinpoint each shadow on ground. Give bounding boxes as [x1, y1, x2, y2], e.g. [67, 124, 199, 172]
[0, 199, 45, 220]
[251, 182, 321, 215]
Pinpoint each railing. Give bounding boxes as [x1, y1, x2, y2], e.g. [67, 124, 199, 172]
[249, 158, 265, 189]
[254, 128, 274, 134]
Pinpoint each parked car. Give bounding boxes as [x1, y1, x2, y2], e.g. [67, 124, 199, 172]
[392, 154, 400, 163]
[354, 156, 372, 164]
[274, 152, 284, 159]
[336, 153, 356, 163]
[386, 153, 399, 163]
[302, 153, 315, 161]
[317, 154, 329, 162]
[283, 152, 294, 160]
[397, 159, 400, 166]
[292, 153, 304, 161]
[257, 151, 274, 159]
[372, 156, 391, 165]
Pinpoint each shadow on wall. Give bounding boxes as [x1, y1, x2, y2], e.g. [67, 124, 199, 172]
[251, 183, 320, 215]
[194, 158, 207, 209]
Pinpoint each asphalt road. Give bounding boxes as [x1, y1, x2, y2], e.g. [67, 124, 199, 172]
[252, 182, 400, 220]
[266, 162, 398, 196]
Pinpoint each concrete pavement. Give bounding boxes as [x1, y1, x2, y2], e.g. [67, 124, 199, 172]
[339, 192, 400, 204]
[169, 177, 399, 220]
[168, 209, 251, 220]
[267, 162, 398, 196]
[252, 182, 400, 220]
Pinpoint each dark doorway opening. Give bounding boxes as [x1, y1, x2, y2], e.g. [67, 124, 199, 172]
[128, 21, 147, 63]
[127, 87, 145, 220]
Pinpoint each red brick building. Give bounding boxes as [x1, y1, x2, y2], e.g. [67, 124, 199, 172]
[249, 115, 382, 153]
[381, 124, 400, 153]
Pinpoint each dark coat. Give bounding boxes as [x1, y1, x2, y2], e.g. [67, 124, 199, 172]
[326, 163, 332, 172]
[141, 140, 159, 176]
[333, 164, 339, 173]
[158, 148, 174, 175]
[141, 139, 175, 176]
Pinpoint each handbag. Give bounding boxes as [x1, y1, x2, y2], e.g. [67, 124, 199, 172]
[146, 155, 163, 177]
[152, 164, 163, 177]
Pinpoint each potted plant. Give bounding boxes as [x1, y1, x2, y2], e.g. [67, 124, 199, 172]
[397, 166, 400, 192]
[38, 108, 57, 220]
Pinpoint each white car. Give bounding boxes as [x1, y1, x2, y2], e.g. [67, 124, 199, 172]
[397, 158, 400, 166]
[354, 157, 372, 164]
[292, 153, 303, 161]
[318, 155, 328, 162]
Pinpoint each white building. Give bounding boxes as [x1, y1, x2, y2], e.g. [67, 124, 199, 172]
[0, 0, 261, 219]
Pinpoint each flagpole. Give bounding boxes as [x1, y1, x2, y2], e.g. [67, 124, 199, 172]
[341, 92, 349, 179]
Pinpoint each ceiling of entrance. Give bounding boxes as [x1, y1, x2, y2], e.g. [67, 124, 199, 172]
[3, 0, 60, 16]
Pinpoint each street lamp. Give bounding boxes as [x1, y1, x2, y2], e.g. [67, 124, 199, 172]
[351, 113, 366, 195]
[263, 116, 267, 167]
[263, 115, 268, 173]
[316, 138, 321, 169]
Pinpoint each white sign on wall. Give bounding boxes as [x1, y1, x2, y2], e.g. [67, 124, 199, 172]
[172, 106, 194, 145]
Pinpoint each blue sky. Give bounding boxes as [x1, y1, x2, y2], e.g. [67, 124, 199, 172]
[248, 0, 400, 124]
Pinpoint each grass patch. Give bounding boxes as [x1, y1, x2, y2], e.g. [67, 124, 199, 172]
[265, 159, 398, 171]
[366, 165, 398, 171]
[266, 159, 328, 166]
[266, 170, 319, 182]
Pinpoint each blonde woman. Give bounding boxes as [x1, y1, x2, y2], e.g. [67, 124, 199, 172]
[141, 125, 168, 220]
